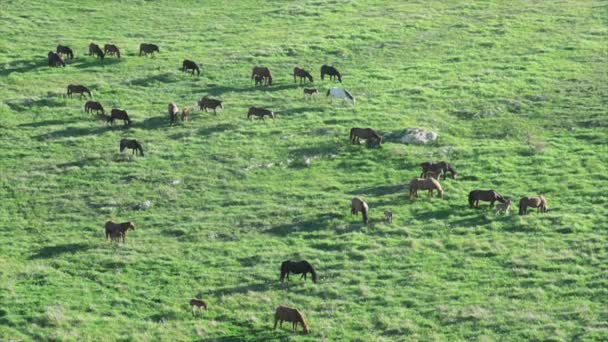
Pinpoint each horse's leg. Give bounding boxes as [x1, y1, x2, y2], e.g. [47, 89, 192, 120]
[490, 200, 495, 208]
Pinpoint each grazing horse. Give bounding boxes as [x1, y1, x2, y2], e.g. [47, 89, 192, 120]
[105, 221, 135, 243]
[48, 51, 65, 67]
[67, 84, 92, 98]
[327, 88, 355, 107]
[496, 199, 512, 215]
[247, 107, 274, 121]
[251, 66, 272, 85]
[274, 306, 310, 335]
[189, 299, 207, 315]
[56, 45, 73, 59]
[351, 197, 369, 224]
[350, 128, 382, 145]
[303, 88, 318, 98]
[103, 44, 121, 58]
[519, 196, 548, 215]
[293, 67, 313, 83]
[384, 210, 394, 223]
[168, 102, 179, 125]
[198, 96, 224, 114]
[468, 190, 505, 208]
[88, 43, 105, 59]
[182, 59, 200, 76]
[120, 139, 144, 156]
[139, 43, 159, 56]
[320, 64, 342, 82]
[409, 178, 444, 199]
[420, 161, 458, 180]
[280, 260, 317, 283]
[109, 109, 132, 126]
[84, 101, 104, 115]
[181, 107, 190, 122]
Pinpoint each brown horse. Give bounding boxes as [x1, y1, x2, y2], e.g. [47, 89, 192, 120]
[351, 197, 369, 224]
[181, 107, 190, 122]
[84, 101, 104, 115]
[320, 64, 342, 82]
[139, 43, 159, 56]
[469, 190, 505, 208]
[48, 51, 65, 67]
[247, 107, 274, 121]
[274, 306, 309, 334]
[88, 43, 105, 59]
[519, 196, 548, 215]
[198, 96, 224, 114]
[189, 299, 207, 315]
[168, 102, 179, 125]
[105, 221, 135, 243]
[350, 128, 382, 146]
[303, 88, 318, 98]
[109, 109, 132, 126]
[182, 59, 200, 76]
[103, 44, 121, 58]
[293, 67, 313, 83]
[56, 45, 74, 60]
[409, 178, 444, 199]
[251, 66, 272, 85]
[420, 161, 458, 180]
[67, 84, 92, 98]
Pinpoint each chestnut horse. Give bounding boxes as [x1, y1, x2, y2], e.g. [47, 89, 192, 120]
[103, 44, 121, 58]
[67, 84, 92, 98]
[84, 101, 104, 115]
[109, 109, 132, 126]
[280, 260, 317, 283]
[274, 306, 309, 334]
[168, 102, 179, 125]
[293, 67, 313, 83]
[468, 190, 505, 208]
[251, 66, 272, 85]
[48, 51, 65, 67]
[420, 161, 458, 180]
[56, 45, 74, 59]
[409, 178, 444, 199]
[351, 197, 369, 224]
[320, 64, 342, 82]
[519, 196, 547, 215]
[105, 221, 135, 243]
[350, 128, 382, 145]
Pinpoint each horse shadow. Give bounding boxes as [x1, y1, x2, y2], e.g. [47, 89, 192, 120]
[139, 116, 169, 129]
[127, 72, 178, 87]
[205, 282, 272, 298]
[279, 106, 322, 116]
[198, 123, 239, 136]
[265, 213, 342, 236]
[34, 125, 108, 140]
[18, 118, 79, 128]
[0, 59, 47, 76]
[288, 143, 338, 159]
[72, 58, 122, 69]
[201, 314, 284, 341]
[7, 97, 67, 113]
[348, 184, 404, 197]
[30, 243, 91, 259]
[412, 208, 453, 221]
[54, 157, 104, 170]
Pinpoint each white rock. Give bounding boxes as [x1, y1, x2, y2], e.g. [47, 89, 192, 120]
[171, 180, 181, 186]
[139, 200, 152, 210]
[401, 128, 439, 144]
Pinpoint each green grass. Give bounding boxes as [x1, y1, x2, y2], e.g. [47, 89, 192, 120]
[1, 0, 607, 340]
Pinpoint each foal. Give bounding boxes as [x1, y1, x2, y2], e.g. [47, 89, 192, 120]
[168, 102, 179, 125]
[189, 299, 207, 315]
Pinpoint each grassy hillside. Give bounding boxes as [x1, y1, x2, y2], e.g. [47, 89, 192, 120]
[1, 0, 607, 340]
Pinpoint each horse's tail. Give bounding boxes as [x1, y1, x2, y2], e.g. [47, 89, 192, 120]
[540, 196, 547, 212]
[468, 191, 475, 208]
[279, 261, 288, 282]
[251, 68, 256, 80]
[137, 143, 144, 156]
[116, 49, 120, 58]
[308, 263, 317, 283]
[267, 70, 272, 85]
[350, 128, 355, 140]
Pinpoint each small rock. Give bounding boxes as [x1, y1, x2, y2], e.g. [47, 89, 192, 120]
[138, 200, 152, 210]
[304, 158, 311, 167]
[171, 180, 181, 186]
[401, 128, 439, 144]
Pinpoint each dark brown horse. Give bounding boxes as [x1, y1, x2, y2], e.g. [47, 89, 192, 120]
[519, 196, 548, 215]
[139, 43, 159, 56]
[105, 221, 135, 243]
[420, 161, 458, 179]
[280, 260, 317, 283]
[251, 66, 272, 85]
[198, 96, 224, 114]
[274, 306, 309, 334]
[293, 67, 313, 83]
[469, 190, 506, 208]
[109, 109, 132, 126]
[303, 88, 318, 98]
[120, 139, 143, 156]
[350, 128, 382, 146]
[88, 43, 105, 59]
[103, 44, 121, 58]
[351, 197, 369, 224]
[67, 84, 92, 98]
[56, 45, 74, 59]
[84, 101, 104, 115]
[320, 64, 342, 82]
[182, 59, 200, 76]
[48, 51, 65, 67]
[189, 299, 207, 315]
[247, 107, 274, 120]
[168, 102, 179, 125]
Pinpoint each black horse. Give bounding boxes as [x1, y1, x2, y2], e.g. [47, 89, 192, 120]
[48, 51, 65, 67]
[420, 161, 458, 179]
[320, 65, 342, 82]
[56, 45, 74, 60]
[139, 43, 159, 56]
[119, 139, 143, 156]
[88, 43, 105, 59]
[280, 260, 317, 283]
[182, 59, 200, 76]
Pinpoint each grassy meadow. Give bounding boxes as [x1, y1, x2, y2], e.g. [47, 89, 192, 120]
[1, 0, 607, 340]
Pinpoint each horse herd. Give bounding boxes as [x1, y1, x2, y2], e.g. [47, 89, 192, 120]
[44, 41, 549, 335]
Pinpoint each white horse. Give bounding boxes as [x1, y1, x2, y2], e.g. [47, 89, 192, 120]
[327, 88, 355, 107]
